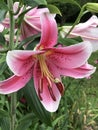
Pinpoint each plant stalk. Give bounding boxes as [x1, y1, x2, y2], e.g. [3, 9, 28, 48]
[65, 5, 86, 38]
[10, 93, 17, 130]
[7, 0, 16, 130]
[7, 0, 15, 50]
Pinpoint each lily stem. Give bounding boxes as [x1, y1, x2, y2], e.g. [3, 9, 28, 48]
[10, 93, 17, 130]
[65, 4, 86, 38]
[7, 0, 15, 50]
[7, 0, 16, 130]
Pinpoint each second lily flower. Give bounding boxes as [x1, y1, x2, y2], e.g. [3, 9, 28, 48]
[60, 15, 98, 51]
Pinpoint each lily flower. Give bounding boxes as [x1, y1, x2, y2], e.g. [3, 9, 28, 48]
[0, 13, 95, 112]
[20, 7, 49, 40]
[2, 2, 49, 40]
[60, 15, 98, 51]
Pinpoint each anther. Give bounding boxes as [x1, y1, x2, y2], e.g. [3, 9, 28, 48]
[48, 86, 56, 101]
[39, 78, 43, 93]
[55, 78, 64, 95]
[38, 87, 43, 101]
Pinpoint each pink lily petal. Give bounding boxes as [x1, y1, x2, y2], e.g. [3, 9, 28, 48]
[0, 70, 32, 94]
[25, 7, 49, 29]
[71, 27, 98, 39]
[71, 27, 98, 52]
[47, 41, 92, 69]
[37, 13, 58, 49]
[24, 17, 41, 31]
[24, 17, 41, 32]
[21, 7, 49, 40]
[84, 39, 98, 52]
[73, 15, 98, 32]
[6, 50, 44, 76]
[20, 21, 40, 40]
[2, 17, 10, 28]
[56, 63, 96, 78]
[33, 61, 62, 112]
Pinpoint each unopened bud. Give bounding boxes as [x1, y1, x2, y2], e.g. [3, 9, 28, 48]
[86, 3, 98, 13]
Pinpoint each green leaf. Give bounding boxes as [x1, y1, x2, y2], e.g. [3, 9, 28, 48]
[2, 28, 9, 35]
[17, 34, 40, 49]
[0, 10, 7, 22]
[16, 113, 38, 130]
[0, 55, 6, 64]
[0, 33, 6, 45]
[0, 1, 8, 10]
[0, 109, 9, 118]
[33, 0, 47, 5]
[0, 62, 7, 75]
[23, 0, 47, 7]
[58, 36, 83, 46]
[0, 1, 8, 22]
[22, 78, 52, 126]
[26, 38, 40, 50]
[47, 4, 62, 15]
[47, 0, 81, 8]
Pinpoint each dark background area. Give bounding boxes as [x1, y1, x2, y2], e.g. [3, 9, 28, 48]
[53, 0, 98, 25]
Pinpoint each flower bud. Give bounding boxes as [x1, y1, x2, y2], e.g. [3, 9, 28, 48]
[86, 3, 98, 13]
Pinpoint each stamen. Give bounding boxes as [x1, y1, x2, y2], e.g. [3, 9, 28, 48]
[39, 78, 43, 93]
[38, 87, 43, 101]
[38, 77, 43, 101]
[48, 86, 56, 101]
[37, 54, 60, 101]
[55, 78, 64, 95]
[38, 54, 54, 81]
[46, 76, 52, 88]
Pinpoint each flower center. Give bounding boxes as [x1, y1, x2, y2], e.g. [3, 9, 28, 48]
[38, 54, 54, 81]
[37, 54, 64, 101]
